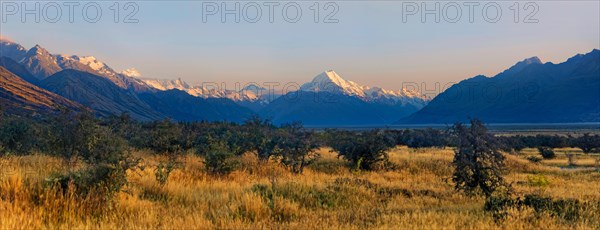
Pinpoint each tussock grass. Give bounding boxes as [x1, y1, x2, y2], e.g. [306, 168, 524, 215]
[1, 147, 599, 229]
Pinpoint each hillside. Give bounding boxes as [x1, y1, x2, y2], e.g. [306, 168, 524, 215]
[399, 49, 600, 124]
[42, 70, 163, 121]
[0, 67, 80, 115]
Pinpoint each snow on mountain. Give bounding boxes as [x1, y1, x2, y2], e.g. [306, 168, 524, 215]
[142, 78, 191, 91]
[300, 70, 429, 106]
[1, 40, 142, 89]
[121, 68, 141, 78]
[140, 78, 272, 103]
[19, 45, 63, 79]
[0, 38, 27, 61]
[56, 55, 120, 78]
[300, 70, 366, 97]
[141, 70, 428, 108]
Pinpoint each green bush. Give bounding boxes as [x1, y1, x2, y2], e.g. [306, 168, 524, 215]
[243, 116, 277, 161]
[484, 194, 585, 222]
[0, 117, 37, 155]
[538, 147, 556, 159]
[574, 133, 600, 154]
[203, 143, 239, 176]
[276, 122, 320, 174]
[527, 174, 550, 188]
[155, 160, 178, 186]
[328, 130, 396, 171]
[45, 110, 140, 200]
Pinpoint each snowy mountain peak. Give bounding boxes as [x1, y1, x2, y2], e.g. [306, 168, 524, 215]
[0, 37, 24, 49]
[27, 44, 51, 56]
[74, 56, 107, 71]
[300, 70, 430, 106]
[142, 78, 190, 91]
[0, 37, 28, 61]
[121, 68, 141, 78]
[301, 70, 366, 97]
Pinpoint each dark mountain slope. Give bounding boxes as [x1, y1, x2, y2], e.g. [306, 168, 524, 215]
[42, 70, 163, 121]
[260, 91, 420, 126]
[399, 49, 600, 124]
[0, 57, 40, 86]
[0, 67, 80, 115]
[138, 89, 255, 123]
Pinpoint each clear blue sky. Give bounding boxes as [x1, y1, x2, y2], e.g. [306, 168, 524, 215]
[1, 1, 598, 93]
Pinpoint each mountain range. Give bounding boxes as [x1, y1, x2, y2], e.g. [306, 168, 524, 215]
[398, 49, 600, 124]
[259, 71, 429, 125]
[1, 38, 598, 125]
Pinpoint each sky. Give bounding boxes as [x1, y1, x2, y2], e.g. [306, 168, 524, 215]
[1, 1, 599, 95]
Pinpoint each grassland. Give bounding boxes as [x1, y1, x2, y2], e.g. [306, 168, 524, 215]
[1, 147, 599, 229]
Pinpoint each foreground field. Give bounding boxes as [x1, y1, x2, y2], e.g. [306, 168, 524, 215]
[1, 147, 599, 229]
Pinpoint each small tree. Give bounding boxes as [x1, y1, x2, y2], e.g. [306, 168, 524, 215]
[277, 122, 320, 174]
[575, 133, 600, 154]
[146, 119, 184, 185]
[452, 119, 507, 197]
[46, 109, 139, 198]
[203, 141, 239, 176]
[329, 130, 396, 171]
[243, 116, 277, 161]
[48, 109, 101, 171]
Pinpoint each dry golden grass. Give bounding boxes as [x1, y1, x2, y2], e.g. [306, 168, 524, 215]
[1, 147, 599, 229]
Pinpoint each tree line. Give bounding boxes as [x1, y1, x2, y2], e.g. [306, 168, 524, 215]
[1, 110, 599, 207]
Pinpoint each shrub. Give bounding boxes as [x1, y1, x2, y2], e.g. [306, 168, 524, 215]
[484, 194, 518, 221]
[485, 194, 583, 222]
[45, 110, 140, 200]
[575, 133, 600, 154]
[398, 128, 451, 149]
[243, 116, 278, 161]
[527, 174, 550, 188]
[203, 142, 239, 176]
[146, 119, 184, 155]
[155, 160, 178, 186]
[497, 135, 527, 153]
[523, 195, 582, 221]
[329, 130, 396, 171]
[538, 147, 556, 159]
[526, 156, 542, 163]
[0, 117, 36, 155]
[276, 122, 320, 174]
[452, 119, 507, 197]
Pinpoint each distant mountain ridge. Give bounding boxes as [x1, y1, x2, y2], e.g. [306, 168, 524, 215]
[398, 49, 600, 124]
[0, 39, 256, 122]
[0, 39, 153, 92]
[2, 37, 597, 125]
[138, 78, 278, 111]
